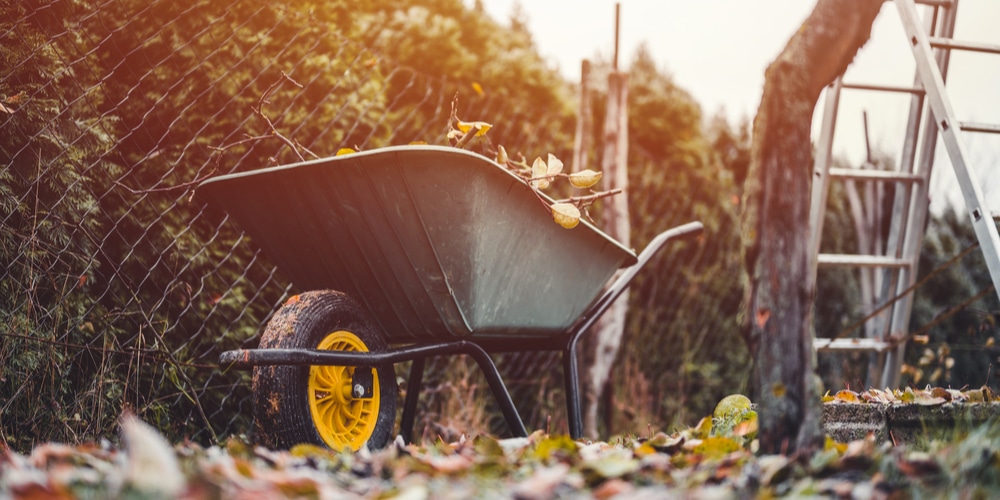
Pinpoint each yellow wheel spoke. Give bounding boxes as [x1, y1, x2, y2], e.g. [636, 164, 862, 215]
[308, 330, 381, 451]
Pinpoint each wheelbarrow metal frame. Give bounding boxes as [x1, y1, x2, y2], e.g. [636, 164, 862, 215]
[220, 221, 703, 441]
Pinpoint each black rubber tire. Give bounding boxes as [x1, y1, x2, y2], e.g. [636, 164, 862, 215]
[252, 290, 397, 450]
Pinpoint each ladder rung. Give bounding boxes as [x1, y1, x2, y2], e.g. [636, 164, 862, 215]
[928, 37, 1000, 55]
[829, 168, 923, 182]
[960, 122, 1000, 134]
[814, 338, 894, 352]
[841, 82, 924, 94]
[817, 254, 912, 268]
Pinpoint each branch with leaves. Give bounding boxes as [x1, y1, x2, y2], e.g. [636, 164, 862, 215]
[445, 98, 621, 229]
[492, 149, 618, 229]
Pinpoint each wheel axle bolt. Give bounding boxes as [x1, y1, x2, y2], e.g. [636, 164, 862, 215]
[352, 384, 365, 398]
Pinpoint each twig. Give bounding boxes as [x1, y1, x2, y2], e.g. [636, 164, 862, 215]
[454, 125, 482, 149]
[115, 167, 219, 197]
[250, 73, 313, 162]
[555, 189, 623, 206]
[252, 105, 304, 163]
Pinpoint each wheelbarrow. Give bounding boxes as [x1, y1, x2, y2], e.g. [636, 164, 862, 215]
[199, 145, 702, 451]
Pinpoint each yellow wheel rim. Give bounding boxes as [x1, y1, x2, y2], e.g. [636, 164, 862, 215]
[308, 330, 380, 451]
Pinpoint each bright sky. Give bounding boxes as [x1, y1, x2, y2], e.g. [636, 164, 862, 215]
[474, 0, 1000, 213]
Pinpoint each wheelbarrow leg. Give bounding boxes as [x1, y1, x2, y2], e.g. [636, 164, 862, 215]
[563, 336, 584, 440]
[560, 221, 704, 441]
[461, 342, 528, 438]
[400, 357, 426, 444]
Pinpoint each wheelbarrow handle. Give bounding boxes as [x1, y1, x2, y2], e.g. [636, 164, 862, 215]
[568, 220, 704, 340]
[562, 220, 702, 439]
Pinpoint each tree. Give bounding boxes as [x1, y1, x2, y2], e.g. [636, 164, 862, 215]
[578, 47, 749, 435]
[740, 0, 883, 454]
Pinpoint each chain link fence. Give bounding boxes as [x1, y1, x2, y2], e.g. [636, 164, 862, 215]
[0, 0, 583, 448]
[2, 0, 757, 450]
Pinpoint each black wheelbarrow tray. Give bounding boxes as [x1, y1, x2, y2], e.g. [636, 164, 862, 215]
[198, 145, 702, 451]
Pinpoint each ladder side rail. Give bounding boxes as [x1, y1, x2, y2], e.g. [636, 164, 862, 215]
[897, 0, 1000, 299]
[866, 4, 940, 387]
[884, 0, 978, 386]
[808, 77, 845, 287]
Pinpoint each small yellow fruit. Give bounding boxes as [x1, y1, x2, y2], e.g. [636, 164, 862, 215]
[569, 169, 602, 189]
[551, 203, 581, 229]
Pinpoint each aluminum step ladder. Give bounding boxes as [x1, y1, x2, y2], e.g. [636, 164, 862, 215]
[809, 0, 1000, 388]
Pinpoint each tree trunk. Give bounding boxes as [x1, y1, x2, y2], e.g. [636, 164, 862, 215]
[583, 71, 629, 439]
[741, 0, 883, 454]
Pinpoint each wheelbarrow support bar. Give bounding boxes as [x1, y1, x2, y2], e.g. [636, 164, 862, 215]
[220, 340, 528, 438]
[562, 221, 703, 439]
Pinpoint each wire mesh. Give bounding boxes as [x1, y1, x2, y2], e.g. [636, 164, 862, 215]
[0, 0, 770, 451]
[0, 0, 579, 447]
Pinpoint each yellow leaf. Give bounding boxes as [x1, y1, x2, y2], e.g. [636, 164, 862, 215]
[691, 416, 713, 439]
[546, 153, 564, 175]
[693, 436, 740, 459]
[834, 390, 860, 403]
[289, 443, 339, 461]
[551, 203, 580, 229]
[821, 390, 834, 403]
[336, 147, 356, 156]
[529, 435, 578, 461]
[966, 388, 985, 403]
[456, 120, 492, 136]
[824, 436, 848, 454]
[495, 145, 508, 166]
[569, 169, 602, 189]
[634, 442, 658, 457]
[531, 157, 550, 189]
[471, 81, 485, 96]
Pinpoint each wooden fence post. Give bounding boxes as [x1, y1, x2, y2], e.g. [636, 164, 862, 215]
[584, 70, 629, 438]
[572, 59, 592, 173]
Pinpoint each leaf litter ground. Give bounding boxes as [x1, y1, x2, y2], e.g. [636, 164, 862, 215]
[4, 392, 1000, 498]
